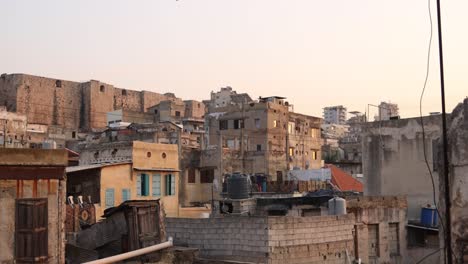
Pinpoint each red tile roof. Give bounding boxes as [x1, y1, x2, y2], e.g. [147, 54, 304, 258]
[326, 164, 363, 192]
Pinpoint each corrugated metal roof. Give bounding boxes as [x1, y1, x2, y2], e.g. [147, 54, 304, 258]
[326, 164, 363, 192]
[66, 162, 131, 173]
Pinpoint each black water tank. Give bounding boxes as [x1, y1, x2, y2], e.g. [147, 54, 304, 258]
[227, 173, 250, 199]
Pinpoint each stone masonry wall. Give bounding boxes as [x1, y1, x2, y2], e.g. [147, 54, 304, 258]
[267, 214, 355, 264]
[166, 214, 355, 264]
[0, 73, 176, 131]
[166, 216, 269, 263]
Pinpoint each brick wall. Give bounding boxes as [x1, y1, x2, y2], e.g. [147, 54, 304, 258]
[166, 214, 355, 264]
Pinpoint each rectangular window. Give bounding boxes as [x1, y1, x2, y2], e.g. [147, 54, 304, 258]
[122, 189, 131, 202]
[256, 144, 262, 151]
[311, 128, 318, 138]
[200, 169, 214, 183]
[137, 174, 150, 196]
[288, 123, 294, 134]
[233, 119, 244, 129]
[188, 168, 196, 183]
[105, 188, 115, 208]
[175, 111, 181, 117]
[16, 199, 48, 263]
[289, 147, 294, 156]
[254, 118, 260, 129]
[312, 150, 318, 160]
[152, 174, 161, 196]
[219, 120, 228, 130]
[165, 174, 176, 195]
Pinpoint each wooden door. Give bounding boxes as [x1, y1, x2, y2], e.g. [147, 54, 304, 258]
[16, 198, 48, 263]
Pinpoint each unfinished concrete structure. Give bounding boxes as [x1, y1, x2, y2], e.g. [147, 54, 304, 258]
[0, 148, 68, 264]
[205, 86, 253, 111]
[0, 106, 28, 148]
[0, 73, 178, 131]
[362, 115, 442, 220]
[376, 101, 399, 121]
[438, 98, 468, 262]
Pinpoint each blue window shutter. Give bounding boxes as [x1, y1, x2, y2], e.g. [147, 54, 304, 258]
[165, 175, 170, 195]
[105, 188, 114, 209]
[170, 174, 175, 195]
[136, 175, 142, 196]
[122, 189, 131, 202]
[152, 174, 161, 196]
[144, 174, 150, 196]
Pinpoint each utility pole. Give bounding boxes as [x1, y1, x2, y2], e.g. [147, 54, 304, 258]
[435, 0, 452, 262]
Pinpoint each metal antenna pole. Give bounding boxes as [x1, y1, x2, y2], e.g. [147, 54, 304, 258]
[435, 0, 452, 262]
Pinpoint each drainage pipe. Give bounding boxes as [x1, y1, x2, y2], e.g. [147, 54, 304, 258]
[82, 238, 173, 264]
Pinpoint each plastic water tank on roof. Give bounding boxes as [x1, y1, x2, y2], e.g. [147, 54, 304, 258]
[328, 197, 347, 216]
[227, 173, 250, 199]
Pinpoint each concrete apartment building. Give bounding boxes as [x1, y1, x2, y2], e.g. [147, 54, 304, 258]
[202, 94, 322, 185]
[323, 105, 347, 125]
[0, 148, 68, 264]
[376, 101, 399, 121]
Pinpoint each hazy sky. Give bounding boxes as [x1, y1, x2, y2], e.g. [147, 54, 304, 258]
[2, 0, 467, 118]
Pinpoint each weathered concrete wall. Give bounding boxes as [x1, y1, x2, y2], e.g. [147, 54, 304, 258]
[362, 116, 442, 220]
[78, 141, 133, 165]
[0, 148, 68, 166]
[166, 214, 355, 264]
[0, 73, 176, 131]
[348, 196, 408, 264]
[184, 100, 205, 119]
[438, 98, 468, 262]
[0, 179, 65, 264]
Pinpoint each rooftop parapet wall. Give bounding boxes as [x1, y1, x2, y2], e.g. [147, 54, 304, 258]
[0, 148, 67, 166]
[347, 195, 408, 209]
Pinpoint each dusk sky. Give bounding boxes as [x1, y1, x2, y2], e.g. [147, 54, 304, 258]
[2, 0, 467, 118]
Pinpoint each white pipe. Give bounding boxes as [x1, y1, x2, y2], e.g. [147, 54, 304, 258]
[82, 238, 173, 264]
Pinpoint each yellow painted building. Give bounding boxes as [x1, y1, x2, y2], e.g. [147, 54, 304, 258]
[67, 141, 180, 218]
